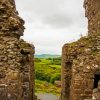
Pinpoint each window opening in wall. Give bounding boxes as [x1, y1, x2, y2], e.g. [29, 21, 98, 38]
[94, 74, 100, 88]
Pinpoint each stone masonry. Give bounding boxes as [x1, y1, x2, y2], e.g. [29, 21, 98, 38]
[60, 0, 100, 100]
[0, 0, 35, 100]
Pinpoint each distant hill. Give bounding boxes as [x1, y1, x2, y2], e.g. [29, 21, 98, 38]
[35, 54, 61, 58]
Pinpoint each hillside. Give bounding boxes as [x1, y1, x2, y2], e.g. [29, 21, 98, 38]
[35, 54, 61, 58]
[35, 57, 61, 95]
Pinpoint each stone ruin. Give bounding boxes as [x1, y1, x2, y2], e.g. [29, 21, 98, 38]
[60, 0, 100, 100]
[0, 0, 35, 100]
[0, 0, 100, 100]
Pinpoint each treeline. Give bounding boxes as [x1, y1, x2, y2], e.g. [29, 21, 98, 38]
[35, 57, 61, 65]
[35, 58, 61, 84]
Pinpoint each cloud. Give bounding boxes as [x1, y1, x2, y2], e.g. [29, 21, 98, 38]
[42, 13, 73, 28]
[15, 0, 88, 54]
[15, 0, 87, 29]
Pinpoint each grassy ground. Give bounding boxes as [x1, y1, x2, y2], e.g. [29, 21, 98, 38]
[35, 80, 61, 95]
[35, 57, 61, 95]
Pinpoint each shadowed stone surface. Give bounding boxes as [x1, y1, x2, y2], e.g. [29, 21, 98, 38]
[0, 0, 35, 100]
[60, 0, 100, 100]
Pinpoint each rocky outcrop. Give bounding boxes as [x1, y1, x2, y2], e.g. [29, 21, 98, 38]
[61, 0, 100, 100]
[0, 0, 35, 100]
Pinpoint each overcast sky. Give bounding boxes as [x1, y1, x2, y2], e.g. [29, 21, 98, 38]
[15, 0, 88, 55]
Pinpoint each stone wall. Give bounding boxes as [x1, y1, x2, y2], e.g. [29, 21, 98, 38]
[60, 0, 100, 100]
[84, 0, 100, 36]
[0, 0, 35, 100]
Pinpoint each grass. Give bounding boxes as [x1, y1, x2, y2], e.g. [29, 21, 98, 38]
[35, 57, 61, 95]
[35, 80, 61, 95]
[50, 65, 61, 68]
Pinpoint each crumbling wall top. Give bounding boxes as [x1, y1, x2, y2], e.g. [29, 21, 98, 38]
[84, 0, 100, 36]
[0, 0, 25, 38]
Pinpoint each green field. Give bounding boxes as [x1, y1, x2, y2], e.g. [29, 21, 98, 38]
[35, 57, 61, 95]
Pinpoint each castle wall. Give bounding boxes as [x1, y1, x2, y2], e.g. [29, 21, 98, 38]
[84, 0, 100, 36]
[61, 0, 100, 100]
[61, 44, 73, 100]
[0, 0, 35, 100]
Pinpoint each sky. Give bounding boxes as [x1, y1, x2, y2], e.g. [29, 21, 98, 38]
[15, 0, 88, 55]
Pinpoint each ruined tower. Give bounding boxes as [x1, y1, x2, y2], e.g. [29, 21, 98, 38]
[61, 0, 100, 100]
[0, 0, 35, 99]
